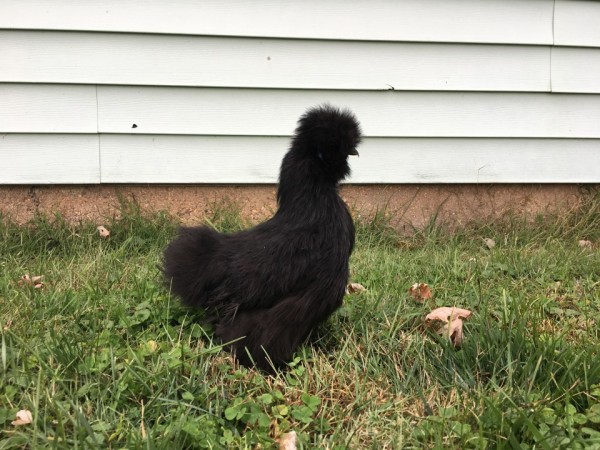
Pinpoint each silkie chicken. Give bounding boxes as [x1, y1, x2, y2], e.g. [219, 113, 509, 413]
[163, 104, 362, 372]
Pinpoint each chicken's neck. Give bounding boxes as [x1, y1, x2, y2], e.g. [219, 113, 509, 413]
[276, 155, 341, 220]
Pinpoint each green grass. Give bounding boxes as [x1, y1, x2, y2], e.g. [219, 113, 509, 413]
[1, 195, 600, 449]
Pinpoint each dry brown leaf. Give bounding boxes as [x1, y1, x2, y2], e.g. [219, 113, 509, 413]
[409, 283, 432, 302]
[425, 307, 472, 347]
[425, 306, 472, 323]
[97, 225, 110, 239]
[18, 274, 44, 289]
[278, 431, 297, 450]
[483, 238, 496, 249]
[578, 239, 593, 249]
[346, 282, 366, 295]
[440, 318, 465, 347]
[11, 409, 33, 426]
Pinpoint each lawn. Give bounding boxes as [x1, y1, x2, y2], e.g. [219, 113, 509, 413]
[1, 195, 599, 449]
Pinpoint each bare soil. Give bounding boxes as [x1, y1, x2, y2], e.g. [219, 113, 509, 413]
[0, 184, 591, 229]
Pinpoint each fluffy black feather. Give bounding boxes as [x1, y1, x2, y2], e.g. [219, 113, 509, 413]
[163, 104, 362, 371]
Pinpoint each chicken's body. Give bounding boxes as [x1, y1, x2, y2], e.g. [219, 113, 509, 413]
[163, 105, 362, 371]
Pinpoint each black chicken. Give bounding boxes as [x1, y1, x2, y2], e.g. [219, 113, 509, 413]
[163, 104, 362, 371]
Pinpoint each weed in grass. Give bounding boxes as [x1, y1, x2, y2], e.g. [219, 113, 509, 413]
[1, 194, 599, 448]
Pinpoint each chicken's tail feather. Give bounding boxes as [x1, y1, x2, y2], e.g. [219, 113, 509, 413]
[162, 226, 224, 308]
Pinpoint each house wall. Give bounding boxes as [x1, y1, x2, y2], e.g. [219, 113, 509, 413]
[0, 0, 599, 185]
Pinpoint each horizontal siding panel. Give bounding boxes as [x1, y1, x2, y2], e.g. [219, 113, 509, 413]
[352, 138, 600, 183]
[0, 134, 100, 183]
[0, 0, 554, 45]
[1, 30, 550, 92]
[101, 135, 282, 183]
[100, 135, 600, 183]
[0, 84, 97, 133]
[552, 47, 600, 93]
[555, 0, 600, 47]
[97, 86, 600, 138]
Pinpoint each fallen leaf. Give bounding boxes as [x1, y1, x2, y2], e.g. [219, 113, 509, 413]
[18, 274, 44, 289]
[440, 318, 465, 347]
[426, 306, 472, 323]
[346, 282, 366, 295]
[97, 225, 110, 239]
[483, 238, 496, 249]
[11, 409, 33, 426]
[425, 306, 472, 347]
[409, 283, 432, 302]
[578, 239, 593, 249]
[278, 431, 297, 450]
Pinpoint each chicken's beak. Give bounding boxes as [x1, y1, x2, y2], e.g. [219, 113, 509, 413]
[348, 148, 360, 157]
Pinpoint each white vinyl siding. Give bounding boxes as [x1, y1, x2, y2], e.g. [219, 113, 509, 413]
[0, 0, 555, 44]
[1, 134, 100, 183]
[1, 0, 599, 185]
[100, 135, 600, 184]
[0, 84, 97, 133]
[1, 31, 552, 92]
